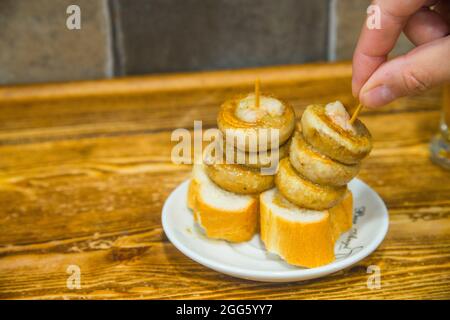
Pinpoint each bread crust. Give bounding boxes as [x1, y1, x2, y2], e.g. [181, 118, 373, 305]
[260, 188, 353, 268]
[187, 180, 197, 211]
[205, 162, 274, 194]
[275, 158, 346, 210]
[187, 164, 259, 242]
[329, 190, 353, 241]
[301, 104, 372, 164]
[290, 131, 360, 186]
[217, 95, 295, 151]
[196, 189, 258, 242]
[187, 180, 200, 222]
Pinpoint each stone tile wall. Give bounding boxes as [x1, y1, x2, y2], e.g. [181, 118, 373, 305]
[0, 0, 416, 84]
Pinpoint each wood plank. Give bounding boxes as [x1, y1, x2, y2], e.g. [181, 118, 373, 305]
[0, 213, 448, 299]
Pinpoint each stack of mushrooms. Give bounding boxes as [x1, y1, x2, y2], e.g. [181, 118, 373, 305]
[260, 101, 372, 267]
[188, 81, 295, 242]
[188, 82, 373, 268]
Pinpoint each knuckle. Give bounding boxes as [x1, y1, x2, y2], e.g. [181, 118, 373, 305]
[401, 65, 431, 94]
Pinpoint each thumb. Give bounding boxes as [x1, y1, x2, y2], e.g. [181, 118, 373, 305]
[359, 36, 450, 108]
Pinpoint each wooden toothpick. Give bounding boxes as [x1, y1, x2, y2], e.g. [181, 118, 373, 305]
[350, 103, 363, 124]
[255, 78, 261, 108]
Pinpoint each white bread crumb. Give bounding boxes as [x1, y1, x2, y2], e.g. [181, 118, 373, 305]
[262, 188, 325, 222]
[193, 164, 253, 211]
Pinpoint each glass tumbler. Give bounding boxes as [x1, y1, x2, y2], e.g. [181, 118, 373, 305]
[430, 84, 450, 170]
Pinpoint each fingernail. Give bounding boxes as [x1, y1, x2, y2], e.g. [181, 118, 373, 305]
[360, 85, 396, 108]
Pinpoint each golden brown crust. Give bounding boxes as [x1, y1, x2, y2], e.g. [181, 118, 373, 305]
[290, 131, 360, 186]
[301, 104, 372, 164]
[260, 189, 354, 268]
[205, 162, 275, 194]
[187, 180, 197, 211]
[329, 190, 353, 241]
[196, 196, 258, 243]
[275, 158, 346, 210]
[187, 180, 201, 222]
[259, 190, 331, 268]
[217, 95, 295, 151]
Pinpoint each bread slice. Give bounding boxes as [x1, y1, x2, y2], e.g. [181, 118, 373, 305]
[187, 164, 258, 242]
[260, 188, 353, 268]
[329, 190, 353, 241]
[187, 179, 198, 211]
[187, 164, 211, 221]
[187, 179, 200, 221]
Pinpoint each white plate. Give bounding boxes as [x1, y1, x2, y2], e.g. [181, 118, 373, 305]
[162, 179, 389, 282]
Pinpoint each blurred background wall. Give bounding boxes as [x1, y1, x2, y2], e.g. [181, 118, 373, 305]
[0, 0, 414, 85]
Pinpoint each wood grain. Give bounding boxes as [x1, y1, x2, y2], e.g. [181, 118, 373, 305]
[0, 63, 449, 299]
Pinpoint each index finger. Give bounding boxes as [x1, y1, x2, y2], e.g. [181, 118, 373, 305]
[352, 0, 432, 97]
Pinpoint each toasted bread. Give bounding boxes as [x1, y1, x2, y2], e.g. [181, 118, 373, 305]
[329, 190, 353, 240]
[188, 164, 258, 242]
[260, 188, 353, 268]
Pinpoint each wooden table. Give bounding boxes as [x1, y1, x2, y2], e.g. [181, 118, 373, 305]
[0, 62, 449, 299]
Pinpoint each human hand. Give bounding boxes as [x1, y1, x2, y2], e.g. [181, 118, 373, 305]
[352, 0, 450, 108]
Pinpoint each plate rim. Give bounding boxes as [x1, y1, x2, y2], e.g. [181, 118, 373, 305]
[162, 179, 389, 281]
